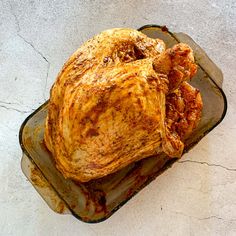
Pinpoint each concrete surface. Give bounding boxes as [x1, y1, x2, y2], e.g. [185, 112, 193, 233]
[0, 0, 236, 235]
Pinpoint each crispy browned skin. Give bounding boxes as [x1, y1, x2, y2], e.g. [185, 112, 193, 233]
[44, 28, 202, 182]
[166, 82, 203, 140]
[154, 43, 197, 92]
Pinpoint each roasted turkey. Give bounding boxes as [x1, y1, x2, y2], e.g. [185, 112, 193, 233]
[44, 28, 202, 182]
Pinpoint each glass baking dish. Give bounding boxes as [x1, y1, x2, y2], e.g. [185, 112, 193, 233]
[19, 25, 227, 223]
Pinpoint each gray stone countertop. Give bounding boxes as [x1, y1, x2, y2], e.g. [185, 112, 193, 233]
[1, 0, 236, 235]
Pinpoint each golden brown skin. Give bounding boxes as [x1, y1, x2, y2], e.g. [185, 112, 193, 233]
[154, 43, 197, 92]
[44, 28, 202, 182]
[166, 82, 203, 140]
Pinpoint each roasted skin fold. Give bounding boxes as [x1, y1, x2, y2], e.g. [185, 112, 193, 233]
[44, 28, 202, 182]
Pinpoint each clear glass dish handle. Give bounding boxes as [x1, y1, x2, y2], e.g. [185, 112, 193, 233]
[21, 154, 71, 215]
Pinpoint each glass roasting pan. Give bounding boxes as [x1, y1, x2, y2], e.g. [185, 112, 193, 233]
[19, 25, 227, 223]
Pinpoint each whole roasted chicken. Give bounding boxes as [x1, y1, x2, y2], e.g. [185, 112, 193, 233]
[44, 28, 202, 182]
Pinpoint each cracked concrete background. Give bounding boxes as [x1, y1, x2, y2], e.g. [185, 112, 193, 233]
[0, 0, 236, 235]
